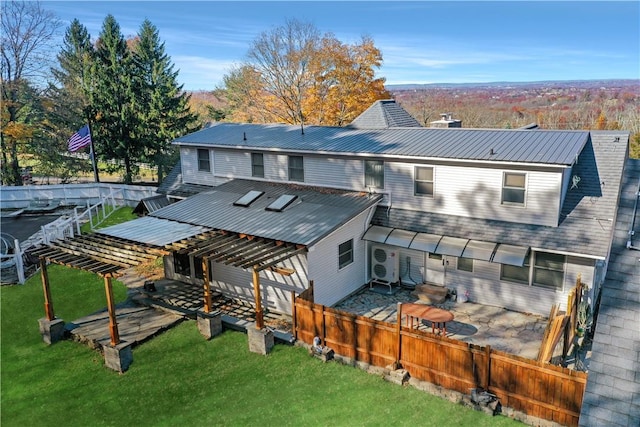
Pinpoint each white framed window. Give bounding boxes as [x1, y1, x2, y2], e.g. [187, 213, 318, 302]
[501, 253, 530, 284]
[288, 155, 304, 182]
[338, 239, 354, 269]
[415, 166, 434, 197]
[457, 257, 473, 272]
[502, 172, 526, 205]
[197, 149, 211, 172]
[364, 160, 384, 189]
[533, 252, 566, 290]
[251, 153, 264, 178]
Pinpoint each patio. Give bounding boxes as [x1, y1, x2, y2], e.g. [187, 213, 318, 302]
[334, 285, 551, 360]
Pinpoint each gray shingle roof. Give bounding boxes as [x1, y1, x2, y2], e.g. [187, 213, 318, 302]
[580, 158, 640, 426]
[348, 99, 422, 129]
[151, 179, 382, 246]
[371, 131, 629, 258]
[174, 122, 591, 166]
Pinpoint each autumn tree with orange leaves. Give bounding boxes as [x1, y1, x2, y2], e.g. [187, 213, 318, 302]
[219, 19, 389, 126]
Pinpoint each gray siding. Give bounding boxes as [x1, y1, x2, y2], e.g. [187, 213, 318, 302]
[308, 207, 374, 306]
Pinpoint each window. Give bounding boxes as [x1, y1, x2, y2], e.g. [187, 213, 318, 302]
[501, 253, 530, 284]
[197, 149, 210, 172]
[174, 252, 191, 276]
[415, 166, 434, 197]
[288, 155, 304, 182]
[338, 239, 354, 269]
[194, 256, 204, 280]
[502, 172, 526, 205]
[251, 153, 264, 178]
[457, 257, 473, 272]
[364, 160, 384, 189]
[533, 252, 565, 289]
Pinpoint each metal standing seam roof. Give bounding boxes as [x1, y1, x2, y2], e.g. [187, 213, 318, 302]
[151, 179, 383, 246]
[98, 216, 211, 247]
[174, 123, 590, 166]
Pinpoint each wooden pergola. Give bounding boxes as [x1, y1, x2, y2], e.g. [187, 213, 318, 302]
[30, 233, 167, 346]
[166, 230, 307, 329]
[32, 226, 307, 345]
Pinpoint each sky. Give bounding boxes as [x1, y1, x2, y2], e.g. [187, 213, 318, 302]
[43, 1, 640, 91]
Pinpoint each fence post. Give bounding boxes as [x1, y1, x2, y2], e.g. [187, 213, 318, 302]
[14, 239, 25, 284]
[41, 225, 48, 245]
[396, 302, 402, 368]
[484, 345, 491, 390]
[321, 305, 326, 346]
[74, 207, 81, 235]
[291, 291, 297, 341]
[87, 200, 93, 229]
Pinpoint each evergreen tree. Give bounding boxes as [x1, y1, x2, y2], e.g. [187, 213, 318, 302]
[92, 14, 141, 184]
[47, 19, 96, 181]
[132, 19, 196, 182]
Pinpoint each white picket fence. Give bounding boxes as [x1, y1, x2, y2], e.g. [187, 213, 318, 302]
[0, 184, 158, 284]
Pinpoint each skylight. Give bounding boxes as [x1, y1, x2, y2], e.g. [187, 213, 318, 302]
[233, 190, 264, 207]
[265, 194, 298, 212]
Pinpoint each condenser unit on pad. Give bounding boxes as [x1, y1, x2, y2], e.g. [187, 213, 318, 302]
[370, 245, 400, 283]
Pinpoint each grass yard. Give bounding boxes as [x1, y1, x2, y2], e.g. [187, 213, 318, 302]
[1, 257, 522, 426]
[80, 206, 138, 233]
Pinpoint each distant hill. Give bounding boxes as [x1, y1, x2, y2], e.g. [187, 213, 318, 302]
[386, 79, 639, 91]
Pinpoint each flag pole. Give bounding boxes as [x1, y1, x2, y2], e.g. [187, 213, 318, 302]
[86, 121, 99, 183]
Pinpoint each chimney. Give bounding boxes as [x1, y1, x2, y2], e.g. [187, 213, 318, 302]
[430, 112, 462, 128]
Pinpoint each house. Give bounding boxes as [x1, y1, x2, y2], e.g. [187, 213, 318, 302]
[135, 99, 629, 317]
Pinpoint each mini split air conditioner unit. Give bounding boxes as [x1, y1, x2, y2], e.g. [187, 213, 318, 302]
[371, 244, 400, 283]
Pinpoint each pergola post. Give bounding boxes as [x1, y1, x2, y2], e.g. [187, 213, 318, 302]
[252, 265, 264, 330]
[197, 257, 222, 339]
[40, 258, 55, 321]
[103, 276, 120, 346]
[38, 257, 65, 345]
[247, 265, 273, 355]
[202, 257, 212, 313]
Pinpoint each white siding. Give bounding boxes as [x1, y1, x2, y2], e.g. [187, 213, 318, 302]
[179, 148, 564, 225]
[307, 207, 374, 306]
[215, 149, 251, 178]
[211, 254, 308, 314]
[164, 252, 308, 314]
[181, 147, 217, 186]
[386, 161, 563, 226]
[442, 255, 595, 315]
[305, 155, 365, 189]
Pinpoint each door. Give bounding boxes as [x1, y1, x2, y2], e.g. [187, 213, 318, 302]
[425, 253, 449, 286]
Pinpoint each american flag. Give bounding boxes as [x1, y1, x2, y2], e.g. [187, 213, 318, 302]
[68, 125, 92, 152]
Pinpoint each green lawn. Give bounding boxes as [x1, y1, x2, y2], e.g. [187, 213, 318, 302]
[1, 239, 522, 426]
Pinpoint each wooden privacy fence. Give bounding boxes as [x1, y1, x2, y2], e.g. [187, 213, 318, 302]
[293, 298, 587, 427]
